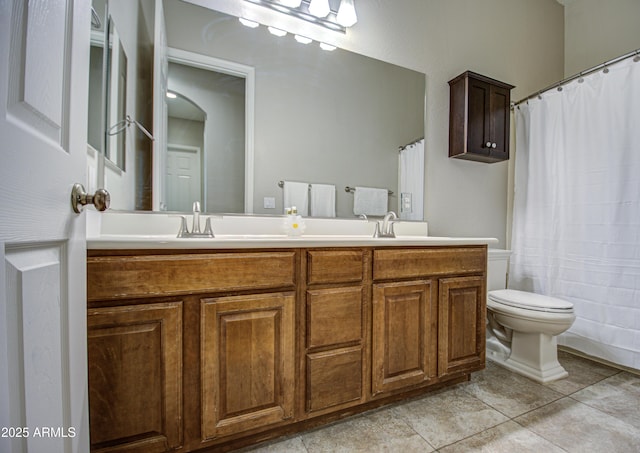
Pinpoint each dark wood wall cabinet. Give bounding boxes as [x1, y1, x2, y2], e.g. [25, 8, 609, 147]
[449, 71, 514, 163]
[87, 245, 487, 452]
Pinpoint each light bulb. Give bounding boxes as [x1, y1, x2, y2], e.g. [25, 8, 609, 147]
[166, 92, 177, 99]
[336, 0, 357, 27]
[308, 0, 330, 18]
[294, 35, 312, 44]
[268, 26, 287, 37]
[320, 42, 336, 51]
[238, 17, 259, 28]
[280, 0, 302, 6]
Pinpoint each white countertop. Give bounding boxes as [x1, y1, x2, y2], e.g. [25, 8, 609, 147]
[86, 211, 498, 249]
[88, 234, 498, 249]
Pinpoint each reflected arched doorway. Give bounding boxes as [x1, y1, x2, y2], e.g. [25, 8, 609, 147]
[165, 90, 205, 211]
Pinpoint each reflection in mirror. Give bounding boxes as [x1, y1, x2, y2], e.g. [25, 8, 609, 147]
[88, 0, 425, 217]
[165, 91, 205, 211]
[162, 1, 425, 217]
[88, 1, 105, 154]
[167, 61, 246, 213]
[105, 16, 127, 170]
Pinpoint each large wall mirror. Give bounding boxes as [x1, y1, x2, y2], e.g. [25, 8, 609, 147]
[89, 0, 426, 218]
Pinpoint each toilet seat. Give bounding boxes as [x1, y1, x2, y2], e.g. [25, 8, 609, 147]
[488, 289, 573, 314]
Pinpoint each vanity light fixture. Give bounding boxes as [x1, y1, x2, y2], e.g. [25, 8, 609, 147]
[294, 34, 312, 44]
[336, 0, 357, 27]
[239, 17, 260, 28]
[308, 0, 330, 18]
[243, 0, 357, 33]
[267, 26, 287, 36]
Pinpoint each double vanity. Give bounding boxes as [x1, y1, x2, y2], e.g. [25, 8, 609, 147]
[86, 212, 497, 452]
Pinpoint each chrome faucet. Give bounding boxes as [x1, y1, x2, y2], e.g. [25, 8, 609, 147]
[374, 211, 398, 238]
[177, 202, 215, 238]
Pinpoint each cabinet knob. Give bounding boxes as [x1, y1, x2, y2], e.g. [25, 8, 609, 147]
[491, 143, 497, 148]
[485, 141, 492, 148]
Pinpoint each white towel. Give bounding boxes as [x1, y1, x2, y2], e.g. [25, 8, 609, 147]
[310, 184, 336, 217]
[353, 186, 388, 216]
[283, 181, 309, 216]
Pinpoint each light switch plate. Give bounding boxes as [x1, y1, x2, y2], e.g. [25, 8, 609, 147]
[264, 197, 276, 209]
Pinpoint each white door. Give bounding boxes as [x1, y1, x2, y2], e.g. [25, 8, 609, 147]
[166, 144, 202, 211]
[0, 1, 90, 452]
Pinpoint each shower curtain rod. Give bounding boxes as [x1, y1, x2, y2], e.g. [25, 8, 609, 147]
[511, 48, 640, 107]
[399, 136, 424, 151]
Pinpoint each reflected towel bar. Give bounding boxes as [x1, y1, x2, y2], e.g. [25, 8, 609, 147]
[345, 186, 393, 196]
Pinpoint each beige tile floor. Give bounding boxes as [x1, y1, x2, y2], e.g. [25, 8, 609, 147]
[243, 351, 640, 452]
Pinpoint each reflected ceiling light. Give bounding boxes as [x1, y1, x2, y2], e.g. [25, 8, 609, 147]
[238, 17, 259, 28]
[308, 0, 330, 18]
[268, 26, 287, 36]
[166, 92, 177, 99]
[243, 0, 356, 33]
[336, 0, 357, 27]
[280, 0, 302, 6]
[294, 34, 312, 44]
[319, 42, 336, 51]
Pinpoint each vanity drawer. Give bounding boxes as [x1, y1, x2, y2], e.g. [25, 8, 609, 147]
[306, 287, 363, 349]
[306, 249, 364, 285]
[87, 251, 296, 301]
[373, 247, 486, 280]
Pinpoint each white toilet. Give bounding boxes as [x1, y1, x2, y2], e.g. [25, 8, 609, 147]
[486, 250, 576, 383]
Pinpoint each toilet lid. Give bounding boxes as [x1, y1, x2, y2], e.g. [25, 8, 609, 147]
[488, 289, 574, 313]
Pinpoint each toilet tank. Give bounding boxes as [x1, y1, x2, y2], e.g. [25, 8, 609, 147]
[487, 249, 511, 291]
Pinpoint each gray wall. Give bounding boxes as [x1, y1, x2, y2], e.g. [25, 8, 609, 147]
[563, 0, 640, 76]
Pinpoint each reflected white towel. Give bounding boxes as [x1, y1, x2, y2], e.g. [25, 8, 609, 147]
[353, 186, 388, 216]
[283, 181, 309, 216]
[310, 184, 336, 217]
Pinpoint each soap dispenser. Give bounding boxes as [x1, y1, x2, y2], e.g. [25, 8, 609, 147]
[283, 206, 305, 237]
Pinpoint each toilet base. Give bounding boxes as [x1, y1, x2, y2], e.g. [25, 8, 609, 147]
[487, 331, 568, 383]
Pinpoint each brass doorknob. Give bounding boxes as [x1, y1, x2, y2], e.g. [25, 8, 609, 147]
[71, 183, 110, 213]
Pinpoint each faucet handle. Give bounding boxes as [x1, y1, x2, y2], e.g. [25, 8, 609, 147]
[176, 216, 189, 238]
[192, 201, 201, 212]
[202, 217, 215, 238]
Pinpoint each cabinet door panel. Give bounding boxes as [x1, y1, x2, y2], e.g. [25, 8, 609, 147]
[439, 276, 486, 376]
[468, 78, 491, 157]
[201, 292, 295, 440]
[306, 346, 363, 413]
[489, 84, 511, 160]
[87, 302, 183, 452]
[372, 281, 437, 395]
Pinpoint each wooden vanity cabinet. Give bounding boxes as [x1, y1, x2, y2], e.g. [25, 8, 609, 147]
[301, 249, 369, 417]
[449, 71, 514, 163]
[438, 276, 486, 376]
[87, 250, 298, 452]
[87, 301, 183, 453]
[87, 245, 487, 452]
[372, 246, 487, 396]
[200, 292, 296, 440]
[372, 280, 438, 395]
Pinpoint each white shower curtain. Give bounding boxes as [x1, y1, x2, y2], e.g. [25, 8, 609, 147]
[399, 139, 424, 221]
[511, 56, 640, 370]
